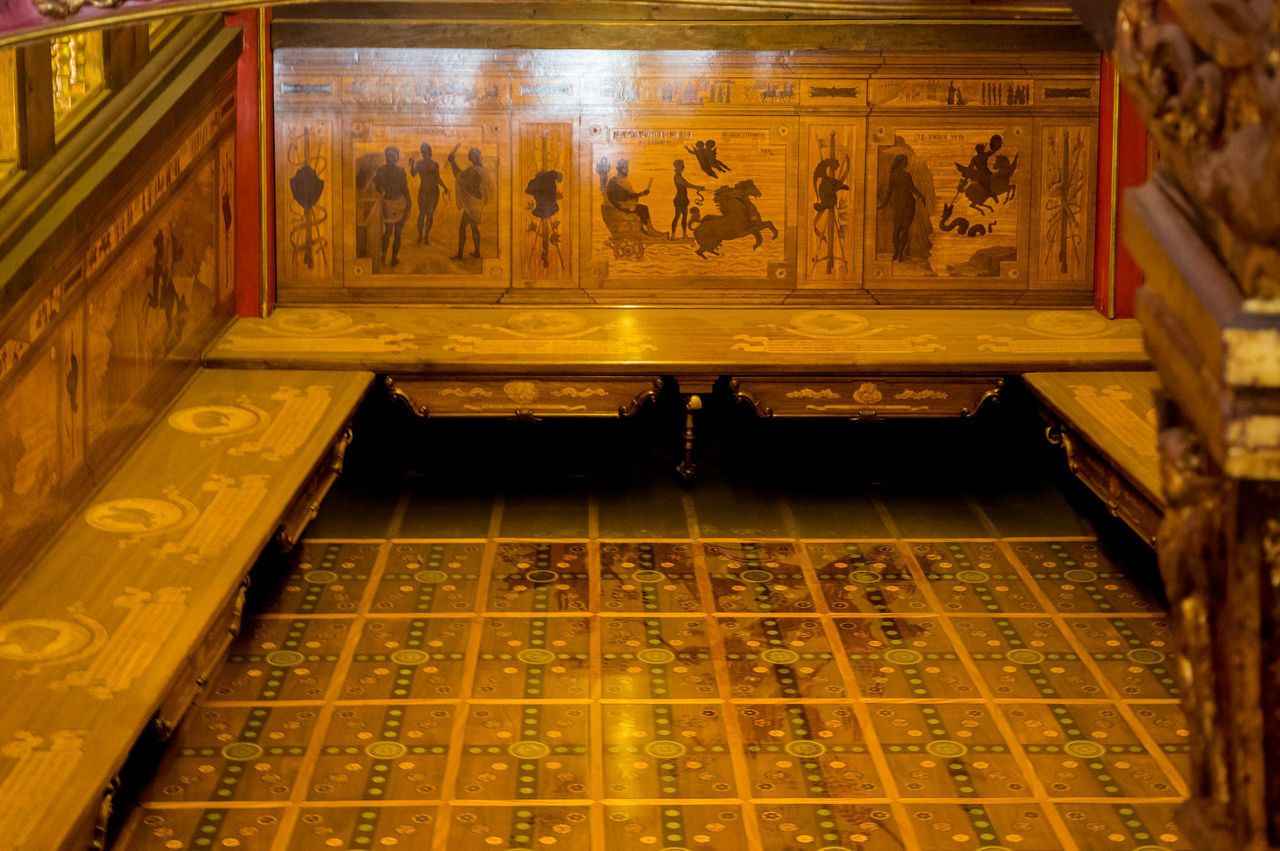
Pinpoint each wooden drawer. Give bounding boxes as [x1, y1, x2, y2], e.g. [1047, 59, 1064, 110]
[386, 375, 663, 418]
[730, 376, 1003, 419]
[1048, 420, 1162, 545]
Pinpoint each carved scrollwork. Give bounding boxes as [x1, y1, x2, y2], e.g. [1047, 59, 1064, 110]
[34, 0, 128, 19]
[1116, 0, 1280, 297]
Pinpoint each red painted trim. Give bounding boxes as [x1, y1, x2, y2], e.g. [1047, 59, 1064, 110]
[227, 11, 260, 317]
[1113, 84, 1147, 319]
[1094, 56, 1116, 315]
[1095, 55, 1148, 318]
[227, 10, 274, 317]
[261, 9, 276, 315]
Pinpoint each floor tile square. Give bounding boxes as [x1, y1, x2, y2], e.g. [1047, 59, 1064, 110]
[1066, 616, 1180, 700]
[909, 541, 1046, 614]
[371, 541, 484, 614]
[833, 616, 983, 699]
[263, 541, 381, 614]
[602, 703, 736, 798]
[140, 706, 317, 802]
[600, 616, 719, 699]
[897, 803, 1058, 850]
[288, 806, 438, 849]
[716, 616, 847, 699]
[444, 805, 592, 848]
[949, 616, 1109, 699]
[208, 618, 350, 702]
[117, 806, 286, 849]
[597, 476, 692, 538]
[473, 616, 591, 699]
[1001, 703, 1181, 798]
[604, 804, 749, 849]
[453, 705, 590, 800]
[487, 542, 591, 612]
[343, 617, 471, 700]
[736, 703, 885, 798]
[1012, 540, 1166, 614]
[754, 803, 905, 850]
[704, 541, 817, 613]
[399, 477, 496, 538]
[1054, 802, 1191, 850]
[600, 542, 703, 613]
[305, 704, 454, 800]
[869, 703, 1032, 798]
[1129, 702, 1191, 783]
[805, 541, 932, 615]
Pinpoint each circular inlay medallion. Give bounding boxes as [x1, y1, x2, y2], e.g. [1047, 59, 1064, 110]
[760, 648, 800, 665]
[221, 742, 264, 761]
[1127, 648, 1166, 665]
[1063, 740, 1106, 759]
[524, 569, 560, 584]
[785, 740, 827, 758]
[85, 498, 186, 534]
[391, 649, 430, 666]
[637, 648, 677, 665]
[268, 308, 354, 336]
[955, 570, 991, 584]
[926, 740, 968, 758]
[167, 405, 262, 436]
[632, 570, 667, 584]
[414, 569, 449, 584]
[645, 740, 687, 759]
[303, 570, 339, 585]
[1005, 648, 1046, 665]
[508, 741, 551, 760]
[788, 309, 870, 338]
[265, 650, 305, 667]
[849, 570, 882, 584]
[0, 618, 94, 661]
[365, 741, 408, 759]
[1062, 569, 1099, 583]
[517, 648, 558, 665]
[1026, 310, 1109, 337]
[884, 649, 924, 666]
[738, 569, 774, 583]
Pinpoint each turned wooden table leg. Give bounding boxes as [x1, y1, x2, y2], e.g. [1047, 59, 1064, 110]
[675, 393, 702, 481]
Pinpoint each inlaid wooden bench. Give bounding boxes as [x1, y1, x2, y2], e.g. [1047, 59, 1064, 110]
[206, 305, 1149, 476]
[1026, 371, 1162, 544]
[0, 367, 372, 851]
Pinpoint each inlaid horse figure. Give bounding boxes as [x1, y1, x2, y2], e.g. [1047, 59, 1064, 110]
[692, 179, 778, 258]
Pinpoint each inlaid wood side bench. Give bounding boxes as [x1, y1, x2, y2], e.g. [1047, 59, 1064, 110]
[205, 305, 1150, 477]
[0, 368, 372, 851]
[1026, 371, 1163, 544]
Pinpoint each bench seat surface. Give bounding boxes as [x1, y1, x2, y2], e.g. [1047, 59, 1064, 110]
[1025, 370, 1161, 505]
[0, 368, 372, 851]
[205, 306, 1147, 375]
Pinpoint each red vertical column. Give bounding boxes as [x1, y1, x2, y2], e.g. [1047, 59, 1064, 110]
[227, 10, 274, 317]
[1095, 55, 1148, 318]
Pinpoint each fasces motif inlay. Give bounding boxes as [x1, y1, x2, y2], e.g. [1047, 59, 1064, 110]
[0, 731, 85, 850]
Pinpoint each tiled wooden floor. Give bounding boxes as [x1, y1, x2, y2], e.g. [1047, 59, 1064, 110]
[116, 474, 1188, 850]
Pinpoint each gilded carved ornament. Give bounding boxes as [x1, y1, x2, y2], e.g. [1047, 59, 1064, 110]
[35, 0, 128, 19]
[1116, 0, 1280, 298]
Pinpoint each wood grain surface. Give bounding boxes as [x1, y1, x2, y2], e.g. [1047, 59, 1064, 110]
[207, 306, 1147, 376]
[1025, 370, 1160, 504]
[0, 368, 372, 851]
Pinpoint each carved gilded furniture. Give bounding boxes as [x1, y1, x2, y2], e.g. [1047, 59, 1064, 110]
[1115, 0, 1280, 847]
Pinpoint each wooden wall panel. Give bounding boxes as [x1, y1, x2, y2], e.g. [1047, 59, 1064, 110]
[0, 75, 235, 599]
[273, 48, 1099, 306]
[517, 121, 574, 285]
